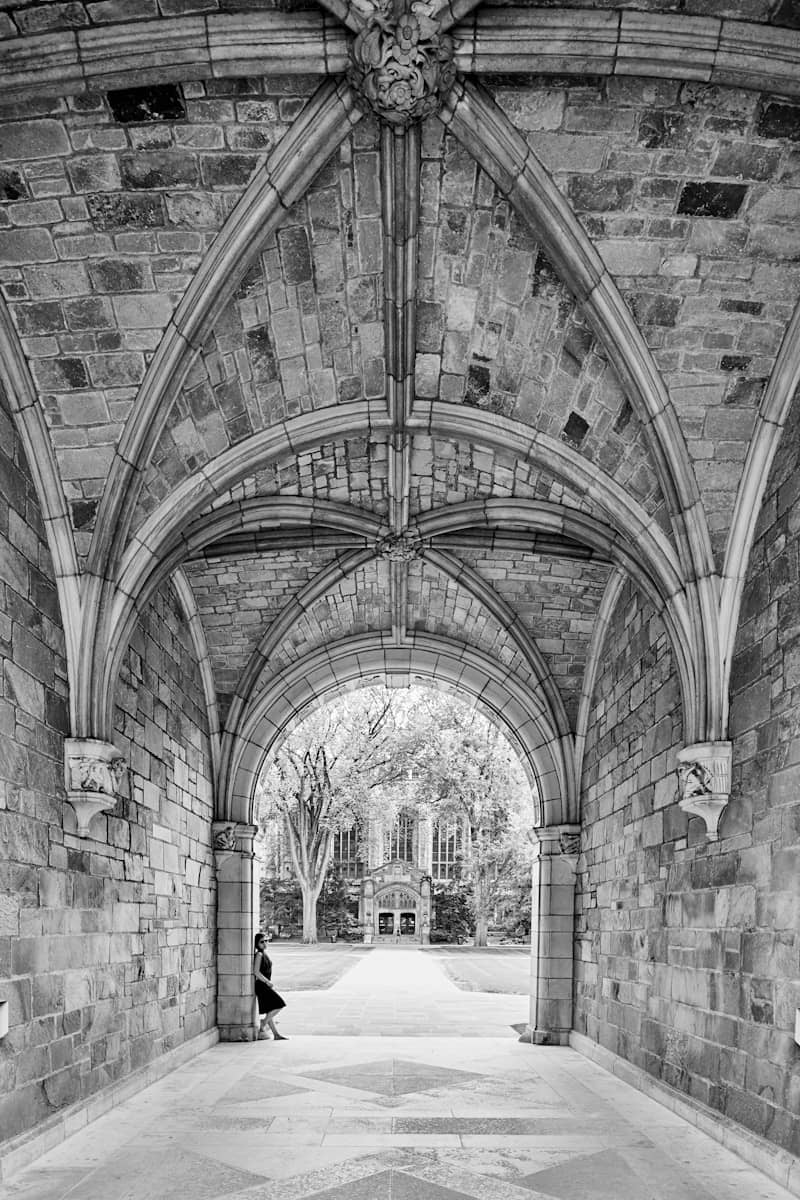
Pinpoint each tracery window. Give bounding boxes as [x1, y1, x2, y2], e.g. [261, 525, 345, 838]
[387, 811, 415, 862]
[332, 825, 362, 878]
[432, 818, 462, 880]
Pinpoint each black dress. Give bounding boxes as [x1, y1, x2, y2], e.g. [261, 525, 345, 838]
[254, 950, 286, 1014]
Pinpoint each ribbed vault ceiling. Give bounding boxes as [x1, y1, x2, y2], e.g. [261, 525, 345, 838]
[1, 0, 800, 819]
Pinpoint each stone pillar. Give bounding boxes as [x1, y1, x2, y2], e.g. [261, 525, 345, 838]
[676, 741, 732, 841]
[420, 875, 431, 945]
[64, 738, 126, 836]
[362, 877, 374, 944]
[519, 824, 580, 1046]
[417, 814, 433, 874]
[214, 821, 259, 1041]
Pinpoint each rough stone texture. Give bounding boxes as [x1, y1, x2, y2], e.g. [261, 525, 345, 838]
[184, 546, 344, 714]
[409, 436, 595, 519]
[133, 119, 385, 528]
[204, 435, 391, 518]
[0, 388, 215, 1145]
[575, 428, 800, 1159]
[489, 75, 800, 567]
[0, 76, 300, 557]
[407, 559, 542, 690]
[418, 124, 665, 518]
[268, 558, 392, 675]
[455, 548, 612, 726]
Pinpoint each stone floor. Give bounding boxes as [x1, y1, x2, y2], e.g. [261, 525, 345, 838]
[3, 949, 794, 1200]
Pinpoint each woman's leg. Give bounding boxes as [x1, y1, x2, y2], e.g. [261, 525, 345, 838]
[265, 1008, 287, 1039]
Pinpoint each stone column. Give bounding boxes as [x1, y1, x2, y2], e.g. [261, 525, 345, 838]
[214, 821, 259, 1041]
[420, 875, 431, 945]
[519, 824, 580, 1046]
[417, 814, 433, 874]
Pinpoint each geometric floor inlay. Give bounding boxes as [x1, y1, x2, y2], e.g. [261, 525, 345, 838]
[520, 1148, 662, 1198]
[296, 1058, 482, 1097]
[307, 1169, 478, 1199]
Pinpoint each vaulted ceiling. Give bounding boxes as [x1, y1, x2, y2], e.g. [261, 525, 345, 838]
[1, 0, 799, 825]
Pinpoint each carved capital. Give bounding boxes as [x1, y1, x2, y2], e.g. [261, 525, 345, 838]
[64, 738, 126, 836]
[212, 821, 258, 868]
[347, 0, 458, 127]
[375, 530, 423, 561]
[531, 824, 581, 866]
[676, 741, 732, 841]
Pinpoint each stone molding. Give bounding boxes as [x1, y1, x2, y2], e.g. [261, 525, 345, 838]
[346, 1, 458, 127]
[531, 823, 581, 869]
[64, 738, 126, 837]
[676, 741, 732, 841]
[222, 632, 566, 826]
[1, 11, 798, 102]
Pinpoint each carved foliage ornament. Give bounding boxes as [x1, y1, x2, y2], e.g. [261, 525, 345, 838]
[347, 0, 458, 127]
[64, 738, 126, 837]
[375, 530, 423, 561]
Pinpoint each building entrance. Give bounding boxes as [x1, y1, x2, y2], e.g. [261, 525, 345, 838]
[360, 860, 431, 944]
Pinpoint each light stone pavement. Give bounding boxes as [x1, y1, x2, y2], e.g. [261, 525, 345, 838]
[3, 949, 793, 1200]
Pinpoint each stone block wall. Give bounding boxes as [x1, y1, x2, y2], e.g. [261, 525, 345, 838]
[575, 477, 800, 1155]
[0, 393, 215, 1145]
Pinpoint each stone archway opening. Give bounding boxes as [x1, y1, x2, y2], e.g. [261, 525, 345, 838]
[253, 683, 540, 959]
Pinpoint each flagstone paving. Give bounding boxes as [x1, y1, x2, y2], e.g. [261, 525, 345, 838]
[3, 949, 794, 1200]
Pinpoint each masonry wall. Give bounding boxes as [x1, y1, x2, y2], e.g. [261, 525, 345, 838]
[575, 489, 800, 1155]
[0, 394, 215, 1145]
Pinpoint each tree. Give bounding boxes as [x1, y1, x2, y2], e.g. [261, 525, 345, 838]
[392, 695, 536, 946]
[256, 691, 397, 942]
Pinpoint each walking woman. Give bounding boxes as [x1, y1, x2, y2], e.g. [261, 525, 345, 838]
[253, 932, 288, 1041]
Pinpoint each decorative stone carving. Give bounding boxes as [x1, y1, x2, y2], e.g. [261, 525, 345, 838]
[558, 830, 581, 858]
[213, 825, 238, 852]
[64, 738, 126, 836]
[676, 741, 732, 841]
[375, 530, 423, 561]
[347, 0, 458, 127]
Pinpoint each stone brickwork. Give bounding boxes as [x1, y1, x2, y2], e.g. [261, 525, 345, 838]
[407, 559, 542, 690]
[135, 117, 385, 526]
[0, 391, 215, 1145]
[267, 558, 391, 674]
[409, 435, 593, 518]
[204, 435, 390, 518]
[575, 487, 800, 1155]
[457, 548, 612, 726]
[489, 75, 800, 564]
[184, 546, 343, 709]
[0, 75, 301, 555]
[417, 123, 664, 515]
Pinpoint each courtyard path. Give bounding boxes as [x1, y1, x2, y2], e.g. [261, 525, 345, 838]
[274, 945, 528, 1037]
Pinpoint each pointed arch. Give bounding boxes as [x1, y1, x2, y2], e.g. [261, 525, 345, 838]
[222, 634, 571, 827]
[720, 296, 800, 730]
[0, 296, 83, 727]
[437, 77, 720, 740]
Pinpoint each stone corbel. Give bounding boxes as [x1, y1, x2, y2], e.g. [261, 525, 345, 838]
[64, 738, 126, 836]
[676, 742, 732, 841]
[212, 822, 257, 871]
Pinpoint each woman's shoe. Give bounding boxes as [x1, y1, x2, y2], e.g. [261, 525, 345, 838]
[273, 1033, 289, 1041]
[257, 1029, 268, 1040]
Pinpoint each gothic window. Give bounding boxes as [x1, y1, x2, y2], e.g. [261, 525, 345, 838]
[432, 818, 462, 880]
[387, 811, 414, 862]
[332, 825, 362, 878]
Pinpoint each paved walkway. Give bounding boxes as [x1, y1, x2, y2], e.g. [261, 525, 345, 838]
[275, 946, 529, 1036]
[3, 949, 795, 1200]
